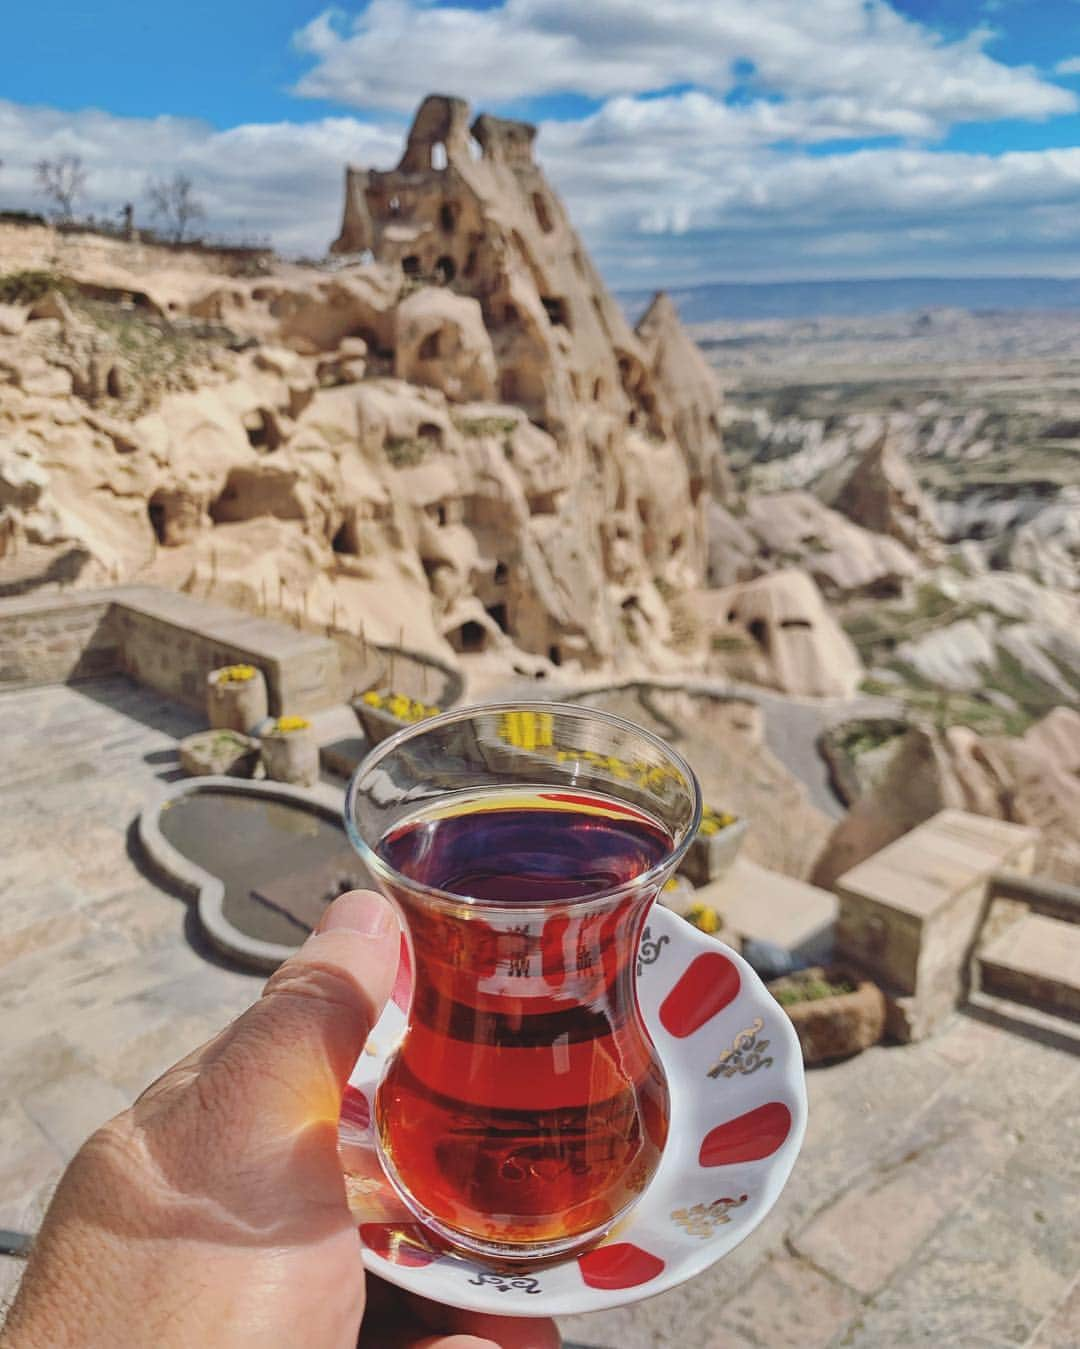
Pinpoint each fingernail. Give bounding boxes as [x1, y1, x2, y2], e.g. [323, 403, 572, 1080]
[317, 891, 395, 937]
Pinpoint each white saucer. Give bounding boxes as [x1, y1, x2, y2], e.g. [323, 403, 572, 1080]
[339, 903, 808, 1317]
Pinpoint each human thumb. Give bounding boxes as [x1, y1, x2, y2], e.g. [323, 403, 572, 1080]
[197, 889, 400, 1132]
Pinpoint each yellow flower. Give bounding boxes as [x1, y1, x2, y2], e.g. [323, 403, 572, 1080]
[497, 711, 554, 749]
[275, 715, 309, 733]
[218, 664, 257, 683]
[361, 690, 383, 708]
[700, 806, 737, 836]
[686, 904, 720, 935]
[387, 694, 412, 719]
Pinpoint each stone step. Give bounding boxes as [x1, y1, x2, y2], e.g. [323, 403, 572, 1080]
[966, 989, 1080, 1056]
[977, 912, 1080, 1020]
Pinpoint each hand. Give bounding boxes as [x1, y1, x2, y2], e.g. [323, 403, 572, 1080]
[1, 891, 560, 1349]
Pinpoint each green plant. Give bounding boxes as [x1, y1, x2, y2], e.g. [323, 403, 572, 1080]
[455, 415, 519, 438]
[383, 436, 430, 468]
[711, 634, 750, 653]
[0, 269, 71, 304]
[774, 977, 856, 1007]
[839, 725, 902, 758]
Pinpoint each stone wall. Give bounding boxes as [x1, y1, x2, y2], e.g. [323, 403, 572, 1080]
[0, 592, 120, 687]
[0, 586, 342, 717]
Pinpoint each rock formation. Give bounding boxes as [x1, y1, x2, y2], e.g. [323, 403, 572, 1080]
[704, 568, 864, 698]
[831, 431, 942, 557]
[635, 291, 732, 502]
[813, 708, 1080, 887]
[1, 95, 730, 672]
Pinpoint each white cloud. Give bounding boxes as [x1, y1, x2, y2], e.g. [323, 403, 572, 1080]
[293, 0, 1074, 135]
[4, 92, 1080, 283]
[1055, 56, 1080, 75]
[2, 0, 1079, 285]
[0, 100, 402, 253]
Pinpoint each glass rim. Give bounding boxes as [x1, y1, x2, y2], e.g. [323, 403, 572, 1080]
[344, 699, 704, 913]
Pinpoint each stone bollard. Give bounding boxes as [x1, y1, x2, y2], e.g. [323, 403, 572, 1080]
[207, 664, 269, 734]
[260, 716, 319, 788]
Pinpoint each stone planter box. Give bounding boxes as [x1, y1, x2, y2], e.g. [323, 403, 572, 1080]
[261, 722, 319, 787]
[768, 965, 885, 1066]
[352, 691, 442, 746]
[179, 729, 261, 779]
[680, 814, 748, 886]
[207, 665, 269, 734]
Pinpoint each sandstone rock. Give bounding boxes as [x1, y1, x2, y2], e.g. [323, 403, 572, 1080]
[275, 268, 400, 356]
[742, 491, 918, 599]
[712, 569, 864, 698]
[580, 685, 832, 880]
[0, 303, 27, 336]
[394, 288, 496, 403]
[0, 439, 50, 510]
[813, 712, 1080, 889]
[1003, 485, 1080, 591]
[27, 290, 76, 326]
[0, 95, 728, 682]
[331, 95, 726, 497]
[811, 726, 971, 890]
[635, 291, 731, 500]
[832, 432, 941, 556]
[705, 501, 760, 588]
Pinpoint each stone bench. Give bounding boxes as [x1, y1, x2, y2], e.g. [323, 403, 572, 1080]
[0, 585, 342, 717]
[835, 809, 1039, 1041]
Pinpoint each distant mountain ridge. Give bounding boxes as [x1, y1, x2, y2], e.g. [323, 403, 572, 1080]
[619, 276, 1080, 324]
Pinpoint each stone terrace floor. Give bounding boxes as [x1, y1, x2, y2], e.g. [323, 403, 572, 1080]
[1, 679, 1078, 1347]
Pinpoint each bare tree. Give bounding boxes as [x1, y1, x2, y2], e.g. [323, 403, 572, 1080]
[35, 155, 87, 221]
[146, 172, 206, 243]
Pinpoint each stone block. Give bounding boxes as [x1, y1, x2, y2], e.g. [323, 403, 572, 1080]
[0, 593, 118, 689]
[768, 966, 885, 1065]
[179, 729, 261, 778]
[978, 912, 1080, 1019]
[714, 1253, 861, 1349]
[111, 586, 343, 715]
[793, 1108, 1012, 1296]
[695, 855, 836, 977]
[835, 809, 1039, 1041]
[320, 735, 368, 779]
[1029, 1277, 1080, 1348]
[839, 1082, 1080, 1347]
[22, 1070, 131, 1159]
[679, 815, 747, 886]
[0, 1104, 63, 1208]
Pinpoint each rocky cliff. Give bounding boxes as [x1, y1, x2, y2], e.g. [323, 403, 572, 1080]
[1, 96, 731, 676]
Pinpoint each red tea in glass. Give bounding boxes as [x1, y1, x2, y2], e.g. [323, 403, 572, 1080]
[346, 706, 701, 1262]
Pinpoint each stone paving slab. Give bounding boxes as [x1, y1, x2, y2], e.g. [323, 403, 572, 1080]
[0, 677, 264, 1299]
[1029, 1274, 1080, 1347]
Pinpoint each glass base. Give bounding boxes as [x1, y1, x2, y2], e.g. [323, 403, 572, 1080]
[374, 1130, 619, 1266]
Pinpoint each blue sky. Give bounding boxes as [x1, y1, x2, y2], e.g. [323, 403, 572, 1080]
[3, 1, 1080, 283]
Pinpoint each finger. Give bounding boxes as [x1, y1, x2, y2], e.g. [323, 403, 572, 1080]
[255, 888, 399, 1087]
[411, 1337, 500, 1349]
[411, 1293, 562, 1349]
[178, 890, 399, 1132]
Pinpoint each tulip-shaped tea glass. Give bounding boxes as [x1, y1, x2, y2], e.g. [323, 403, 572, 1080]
[345, 702, 702, 1264]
